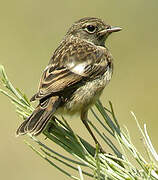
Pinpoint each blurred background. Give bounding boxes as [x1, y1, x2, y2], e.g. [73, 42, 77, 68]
[0, 0, 158, 179]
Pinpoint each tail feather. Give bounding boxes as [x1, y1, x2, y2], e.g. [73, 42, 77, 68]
[16, 119, 30, 135]
[16, 96, 61, 136]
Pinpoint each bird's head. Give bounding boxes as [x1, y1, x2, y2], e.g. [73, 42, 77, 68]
[66, 17, 122, 46]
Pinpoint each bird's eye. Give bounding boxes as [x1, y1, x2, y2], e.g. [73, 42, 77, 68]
[85, 25, 97, 33]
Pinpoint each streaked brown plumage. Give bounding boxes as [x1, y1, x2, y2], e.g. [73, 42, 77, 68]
[16, 17, 121, 151]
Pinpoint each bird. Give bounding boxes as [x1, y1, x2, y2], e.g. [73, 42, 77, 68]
[16, 17, 121, 152]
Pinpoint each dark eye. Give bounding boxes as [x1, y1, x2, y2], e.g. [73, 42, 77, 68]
[85, 25, 97, 33]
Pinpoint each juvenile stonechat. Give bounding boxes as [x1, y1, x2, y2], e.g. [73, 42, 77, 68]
[16, 17, 122, 152]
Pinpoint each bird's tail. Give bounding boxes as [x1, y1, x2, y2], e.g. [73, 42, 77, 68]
[16, 96, 61, 136]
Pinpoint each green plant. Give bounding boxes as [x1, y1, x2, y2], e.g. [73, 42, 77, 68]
[0, 65, 158, 180]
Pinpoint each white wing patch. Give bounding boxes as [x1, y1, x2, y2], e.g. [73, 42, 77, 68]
[67, 61, 87, 76]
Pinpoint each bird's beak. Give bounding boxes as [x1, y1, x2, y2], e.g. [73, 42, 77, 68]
[98, 26, 122, 36]
[107, 26, 122, 33]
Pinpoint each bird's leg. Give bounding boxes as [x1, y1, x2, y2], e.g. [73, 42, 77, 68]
[81, 110, 106, 154]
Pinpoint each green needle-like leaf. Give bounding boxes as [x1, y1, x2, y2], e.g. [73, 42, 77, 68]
[1, 65, 158, 180]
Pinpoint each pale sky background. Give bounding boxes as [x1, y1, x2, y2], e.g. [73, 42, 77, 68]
[0, 0, 158, 180]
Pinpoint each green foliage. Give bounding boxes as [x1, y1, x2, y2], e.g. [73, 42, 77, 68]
[0, 65, 158, 180]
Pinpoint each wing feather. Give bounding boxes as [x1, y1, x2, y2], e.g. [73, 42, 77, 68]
[31, 37, 111, 101]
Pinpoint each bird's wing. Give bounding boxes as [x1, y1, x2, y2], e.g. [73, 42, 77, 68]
[31, 37, 111, 101]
